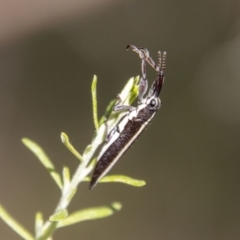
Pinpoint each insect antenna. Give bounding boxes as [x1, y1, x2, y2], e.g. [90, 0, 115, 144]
[157, 51, 161, 72]
[161, 51, 167, 72]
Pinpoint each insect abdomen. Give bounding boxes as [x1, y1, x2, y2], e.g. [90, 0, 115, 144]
[89, 107, 156, 189]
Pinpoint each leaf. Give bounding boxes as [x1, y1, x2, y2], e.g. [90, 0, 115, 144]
[62, 166, 71, 190]
[119, 76, 139, 106]
[61, 132, 84, 162]
[100, 175, 146, 187]
[129, 76, 140, 104]
[0, 203, 34, 240]
[91, 75, 99, 130]
[99, 76, 140, 126]
[49, 209, 68, 222]
[99, 99, 116, 126]
[84, 175, 146, 187]
[22, 138, 62, 189]
[35, 212, 43, 237]
[57, 202, 122, 228]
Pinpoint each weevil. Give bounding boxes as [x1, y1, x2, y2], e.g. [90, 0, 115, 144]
[89, 45, 167, 189]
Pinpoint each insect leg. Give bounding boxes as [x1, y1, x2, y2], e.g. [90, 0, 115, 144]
[138, 59, 148, 103]
[127, 44, 159, 71]
[126, 45, 149, 102]
[104, 114, 121, 143]
[105, 125, 119, 143]
[113, 94, 135, 112]
[105, 95, 135, 143]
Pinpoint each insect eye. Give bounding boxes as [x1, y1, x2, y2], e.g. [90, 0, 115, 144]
[148, 98, 161, 109]
[150, 99, 156, 107]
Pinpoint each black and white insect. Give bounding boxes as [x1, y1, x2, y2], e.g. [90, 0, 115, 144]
[89, 45, 167, 189]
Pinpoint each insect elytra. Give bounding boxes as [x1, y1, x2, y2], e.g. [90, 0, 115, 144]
[89, 45, 167, 189]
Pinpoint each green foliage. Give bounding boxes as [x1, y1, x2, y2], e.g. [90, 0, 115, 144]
[91, 75, 99, 130]
[61, 133, 83, 162]
[0, 75, 145, 240]
[35, 212, 43, 238]
[22, 138, 63, 189]
[50, 209, 68, 221]
[57, 202, 122, 228]
[84, 175, 146, 187]
[0, 204, 34, 240]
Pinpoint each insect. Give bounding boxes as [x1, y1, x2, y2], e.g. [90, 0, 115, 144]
[89, 45, 167, 189]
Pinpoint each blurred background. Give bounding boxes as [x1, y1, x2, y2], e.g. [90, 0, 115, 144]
[0, 0, 240, 239]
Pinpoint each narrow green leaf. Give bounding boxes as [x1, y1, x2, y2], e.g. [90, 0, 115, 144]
[62, 166, 71, 189]
[111, 202, 122, 211]
[84, 175, 146, 187]
[99, 76, 139, 126]
[35, 212, 43, 237]
[99, 99, 116, 126]
[91, 75, 99, 130]
[129, 76, 140, 104]
[0, 203, 34, 240]
[57, 202, 122, 228]
[119, 76, 139, 105]
[22, 138, 62, 189]
[49, 209, 68, 222]
[60, 132, 84, 162]
[100, 175, 146, 187]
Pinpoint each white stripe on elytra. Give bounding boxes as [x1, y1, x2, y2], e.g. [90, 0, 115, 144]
[95, 109, 156, 183]
[97, 102, 147, 160]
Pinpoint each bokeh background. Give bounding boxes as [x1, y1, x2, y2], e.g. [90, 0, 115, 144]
[0, 0, 240, 239]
